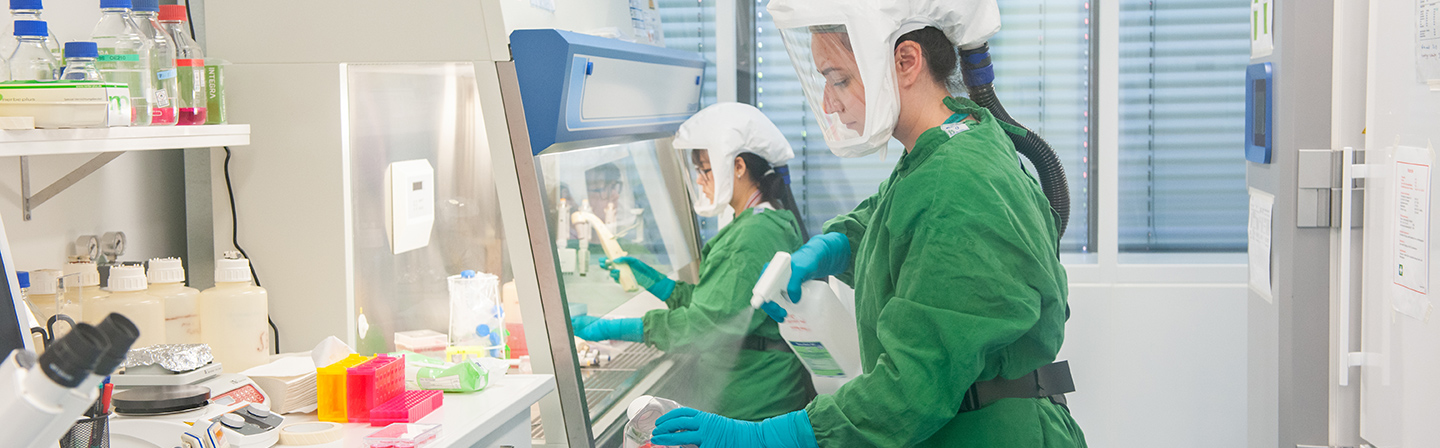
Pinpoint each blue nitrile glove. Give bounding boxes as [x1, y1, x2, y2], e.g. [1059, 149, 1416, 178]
[571, 315, 601, 334]
[602, 256, 677, 301]
[574, 317, 644, 343]
[650, 408, 817, 448]
[779, 232, 851, 311]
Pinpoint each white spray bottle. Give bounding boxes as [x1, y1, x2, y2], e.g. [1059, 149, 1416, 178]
[751, 252, 863, 395]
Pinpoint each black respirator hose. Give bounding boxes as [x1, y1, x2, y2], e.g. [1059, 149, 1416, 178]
[959, 43, 1072, 237]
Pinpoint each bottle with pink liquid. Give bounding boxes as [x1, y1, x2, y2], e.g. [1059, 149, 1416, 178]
[158, 4, 205, 125]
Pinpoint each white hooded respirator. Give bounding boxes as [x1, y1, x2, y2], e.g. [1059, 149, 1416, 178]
[768, 0, 1002, 157]
[673, 103, 795, 217]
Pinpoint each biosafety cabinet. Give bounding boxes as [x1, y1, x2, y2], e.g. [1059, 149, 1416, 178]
[205, 1, 707, 446]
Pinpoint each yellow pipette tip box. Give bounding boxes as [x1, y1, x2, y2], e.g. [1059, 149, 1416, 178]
[317, 354, 372, 423]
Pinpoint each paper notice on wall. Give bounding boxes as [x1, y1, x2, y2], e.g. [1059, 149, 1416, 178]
[1419, 0, 1440, 87]
[1392, 149, 1433, 319]
[1249, 188, 1275, 302]
[1251, 0, 1274, 58]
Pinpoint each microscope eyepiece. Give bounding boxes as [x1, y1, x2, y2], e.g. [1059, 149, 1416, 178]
[94, 313, 141, 376]
[36, 324, 108, 388]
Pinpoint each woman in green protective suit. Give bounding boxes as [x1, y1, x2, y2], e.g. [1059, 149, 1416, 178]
[648, 1, 1087, 447]
[571, 102, 816, 421]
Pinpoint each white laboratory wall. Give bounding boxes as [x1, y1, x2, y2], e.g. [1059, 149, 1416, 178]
[1060, 282, 1248, 447]
[497, 0, 634, 38]
[0, 152, 188, 273]
[0, 3, 190, 272]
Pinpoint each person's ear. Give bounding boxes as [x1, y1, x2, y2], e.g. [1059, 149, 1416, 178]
[894, 40, 925, 89]
[734, 156, 748, 179]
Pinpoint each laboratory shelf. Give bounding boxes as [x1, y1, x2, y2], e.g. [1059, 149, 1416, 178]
[0, 124, 250, 157]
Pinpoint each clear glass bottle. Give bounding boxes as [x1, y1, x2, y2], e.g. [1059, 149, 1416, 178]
[62, 261, 106, 334]
[59, 42, 101, 81]
[158, 4, 205, 125]
[91, 0, 153, 126]
[24, 270, 67, 336]
[8, 20, 55, 81]
[0, 0, 61, 62]
[129, 0, 176, 125]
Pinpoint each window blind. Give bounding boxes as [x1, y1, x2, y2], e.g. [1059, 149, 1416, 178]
[659, 0, 721, 239]
[1118, 0, 1249, 252]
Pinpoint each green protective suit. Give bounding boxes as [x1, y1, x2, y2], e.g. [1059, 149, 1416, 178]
[643, 207, 817, 421]
[806, 97, 1086, 447]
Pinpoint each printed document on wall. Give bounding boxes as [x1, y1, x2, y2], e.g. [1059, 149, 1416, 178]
[1249, 188, 1275, 302]
[1392, 146, 1433, 319]
[1419, 0, 1440, 86]
[1251, 0, 1274, 58]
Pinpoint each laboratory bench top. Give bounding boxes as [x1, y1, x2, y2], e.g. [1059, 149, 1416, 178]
[273, 374, 554, 448]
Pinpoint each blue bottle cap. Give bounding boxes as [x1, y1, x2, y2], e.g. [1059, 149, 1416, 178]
[130, 0, 157, 12]
[64, 41, 97, 59]
[99, 0, 130, 9]
[10, 0, 41, 10]
[461, 270, 476, 279]
[17, 271, 29, 289]
[13, 20, 44, 37]
[475, 324, 491, 337]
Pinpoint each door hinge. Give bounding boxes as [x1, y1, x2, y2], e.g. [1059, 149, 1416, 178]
[1297, 148, 1366, 228]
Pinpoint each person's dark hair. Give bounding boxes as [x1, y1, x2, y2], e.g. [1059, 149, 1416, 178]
[896, 26, 960, 92]
[737, 152, 809, 240]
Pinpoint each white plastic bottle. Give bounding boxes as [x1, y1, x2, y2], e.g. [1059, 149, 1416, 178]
[62, 261, 106, 330]
[8, 20, 55, 81]
[23, 269, 70, 332]
[751, 252, 863, 395]
[85, 264, 165, 348]
[59, 42, 101, 81]
[91, 0, 153, 126]
[198, 253, 270, 372]
[624, 396, 694, 448]
[0, 0, 61, 61]
[129, 0, 176, 125]
[147, 257, 200, 344]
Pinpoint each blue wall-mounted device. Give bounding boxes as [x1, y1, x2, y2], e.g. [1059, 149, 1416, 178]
[510, 29, 707, 155]
[1245, 63, 1273, 164]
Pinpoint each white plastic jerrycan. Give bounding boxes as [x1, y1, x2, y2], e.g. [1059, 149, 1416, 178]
[751, 252, 863, 395]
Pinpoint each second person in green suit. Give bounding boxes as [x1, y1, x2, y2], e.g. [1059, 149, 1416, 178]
[572, 102, 817, 421]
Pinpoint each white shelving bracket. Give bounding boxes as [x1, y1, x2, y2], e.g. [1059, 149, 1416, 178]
[19, 151, 126, 221]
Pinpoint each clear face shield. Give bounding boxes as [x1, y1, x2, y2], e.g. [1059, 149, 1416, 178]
[781, 25, 870, 148]
[680, 148, 732, 217]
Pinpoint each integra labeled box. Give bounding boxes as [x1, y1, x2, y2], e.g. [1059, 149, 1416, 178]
[0, 81, 133, 128]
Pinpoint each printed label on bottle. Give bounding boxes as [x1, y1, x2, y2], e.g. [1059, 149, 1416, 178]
[418, 375, 463, 390]
[154, 89, 171, 108]
[789, 341, 846, 377]
[156, 68, 177, 80]
[97, 54, 139, 62]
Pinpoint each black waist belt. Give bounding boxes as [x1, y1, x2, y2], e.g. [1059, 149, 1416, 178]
[742, 335, 793, 353]
[959, 361, 1075, 413]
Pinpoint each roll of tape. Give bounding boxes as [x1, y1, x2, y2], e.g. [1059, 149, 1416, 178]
[278, 422, 343, 445]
